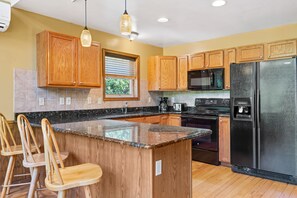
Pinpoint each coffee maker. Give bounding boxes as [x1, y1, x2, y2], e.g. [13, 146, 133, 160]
[159, 97, 168, 112]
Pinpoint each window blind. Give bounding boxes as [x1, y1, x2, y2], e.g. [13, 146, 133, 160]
[105, 55, 136, 77]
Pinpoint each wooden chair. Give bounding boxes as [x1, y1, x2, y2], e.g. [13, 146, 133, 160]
[17, 114, 69, 198]
[0, 113, 38, 198]
[41, 118, 102, 198]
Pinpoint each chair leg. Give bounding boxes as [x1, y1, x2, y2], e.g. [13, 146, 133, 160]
[1, 156, 15, 198]
[27, 167, 39, 198]
[57, 191, 66, 198]
[84, 186, 92, 198]
[6, 156, 16, 195]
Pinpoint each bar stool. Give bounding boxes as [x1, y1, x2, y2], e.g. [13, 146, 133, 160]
[0, 113, 38, 198]
[41, 118, 102, 198]
[17, 114, 69, 198]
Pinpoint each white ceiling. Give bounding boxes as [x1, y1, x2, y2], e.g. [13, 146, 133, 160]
[15, 0, 297, 47]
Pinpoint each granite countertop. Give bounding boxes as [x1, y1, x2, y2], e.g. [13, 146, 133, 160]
[38, 119, 211, 149]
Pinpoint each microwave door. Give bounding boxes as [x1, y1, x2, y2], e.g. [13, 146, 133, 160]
[188, 70, 210, 90]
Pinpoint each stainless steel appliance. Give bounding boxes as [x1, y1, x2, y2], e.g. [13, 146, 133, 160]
[230, 58, 297, 184]
[173, 103, 187, 112]
[181, 98, 230, 165]
[188, 69, 224, 90]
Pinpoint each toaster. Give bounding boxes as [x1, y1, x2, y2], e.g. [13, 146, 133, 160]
[173, 103, 187, 112]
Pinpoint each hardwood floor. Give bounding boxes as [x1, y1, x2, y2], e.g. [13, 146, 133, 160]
[3, 161, 297, 197]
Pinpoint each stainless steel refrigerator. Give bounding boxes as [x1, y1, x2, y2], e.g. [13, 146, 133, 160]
[230, 58, 297, 183]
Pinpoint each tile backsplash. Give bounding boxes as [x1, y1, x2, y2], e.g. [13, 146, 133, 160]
[163, 91, 230, 106]
[14, 68, 161, 113]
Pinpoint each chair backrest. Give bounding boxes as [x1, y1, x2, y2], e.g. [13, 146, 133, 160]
[41, 118, 64, 185]
[0, 113, 17, 152]
[17, 114, 41, 163]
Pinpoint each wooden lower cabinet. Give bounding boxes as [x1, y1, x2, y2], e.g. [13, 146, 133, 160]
[167, 115, 181, 126]
[219, 117, 231, 164]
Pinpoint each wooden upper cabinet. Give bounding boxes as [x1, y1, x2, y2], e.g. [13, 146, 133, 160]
[205, 50, 224, 68]
[37, 31, 77, 87]
[236, 44, 264, 63]
[177, 56, 188, 90]
[77, 41, 101, 87]
[189, 53, 205, 70]
[224, 48, 236, 90]
[160, 57, 177, 90]
[148, 56, 177, 91]
[219, 117, 230, 164]
[37, 30, 101, 88]
[265, 39, 297, 60]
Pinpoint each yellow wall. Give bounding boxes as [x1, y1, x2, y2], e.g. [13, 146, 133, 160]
[0, 8, 163, 119]
[163, 23, 297, 56]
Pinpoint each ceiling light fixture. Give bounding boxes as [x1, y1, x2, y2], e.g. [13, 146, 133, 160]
[157, 17, 169, 23]
[129, 31, 139, 41]
[212, 0, 226, 7]
[80, 0, 92, 47]
[120, 0, 132, 35]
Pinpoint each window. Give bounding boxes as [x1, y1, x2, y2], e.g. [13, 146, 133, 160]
[103, 49, 140, 101]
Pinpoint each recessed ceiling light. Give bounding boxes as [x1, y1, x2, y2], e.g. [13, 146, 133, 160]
[212, 0, 226, 7]
[157, 17, 169, 23]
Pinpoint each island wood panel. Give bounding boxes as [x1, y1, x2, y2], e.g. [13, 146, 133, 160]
[189, 53, 205, 71]
[33, 127, 192, 198]
[153, 139, 192, 198]
[236, 44, 264, 63]
[224, 48, 236, 90]
[77, 41, 101, 87]
[205, 50, 224, 68]
[265, 39, 297, 60]
[177, 56, 188, 90]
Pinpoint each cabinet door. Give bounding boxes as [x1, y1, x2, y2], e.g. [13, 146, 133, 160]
[168, 115, 181, 126]
[205, 50, 224, 68]
[125, 117, 145, 123]
[48, 32, 77, 86]
[160, 57, 177, 90]
[160, 115, 168, 125]
[177, 56, 188, 90]
[77, 41, 101, 87]
[236, 44, 264, 63]
[145, 116, 161, 124]
[189, 53, 205, 70]
[219, 117, 230, 164]
[224, 48, 236, 90]
[266, 40, 297, 60]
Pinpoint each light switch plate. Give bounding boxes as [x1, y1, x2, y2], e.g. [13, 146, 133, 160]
[59, 97, 65, 105]
[98, 97, 102, 105]
[66, 97, 71, 105]
[38, 97, 45, 106]
[87, 97, 92, 104]
[155, 160, 162, 176]
[148, 97, 152, 103]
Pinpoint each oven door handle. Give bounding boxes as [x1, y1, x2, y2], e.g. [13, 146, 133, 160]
[181, 115, 218, 120]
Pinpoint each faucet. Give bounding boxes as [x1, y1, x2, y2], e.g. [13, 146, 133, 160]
[123, 102, 128, 114]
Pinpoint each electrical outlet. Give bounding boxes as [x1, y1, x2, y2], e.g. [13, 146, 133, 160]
[59, 97, 65, 105]
[155, 160, 162, 176]
[87, 126, 92, 133]
[148, 97, 152, 103]
[38, 97, 45, 106]
[66, 97, 71, 105]
[87, 97, 92, 104]
[98, 97, 102, 105]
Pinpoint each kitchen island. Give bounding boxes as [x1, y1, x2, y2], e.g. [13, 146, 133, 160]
[32, 119, 211, 198]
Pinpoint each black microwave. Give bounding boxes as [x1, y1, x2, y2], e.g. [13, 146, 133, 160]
[188, 69, 224, 90]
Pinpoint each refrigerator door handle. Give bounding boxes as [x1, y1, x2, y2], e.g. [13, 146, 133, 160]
[256, 88, 261, 168]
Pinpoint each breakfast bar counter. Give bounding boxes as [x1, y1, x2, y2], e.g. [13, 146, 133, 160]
[32, 119, 211, 198]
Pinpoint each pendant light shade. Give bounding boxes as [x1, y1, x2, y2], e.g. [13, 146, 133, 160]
[120, 0, 132, 35]
[81, 0, 92, 47]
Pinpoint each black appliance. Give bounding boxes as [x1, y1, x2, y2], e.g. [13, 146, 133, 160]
[181, 98, 230, 165]
[159, 97, 168, 112]
[230, 58, 297, 184]
[188, 69, 224, 90]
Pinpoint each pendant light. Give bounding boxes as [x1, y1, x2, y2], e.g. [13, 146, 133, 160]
[80, 0, 92, 47]
[120, 0, 132, 35]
